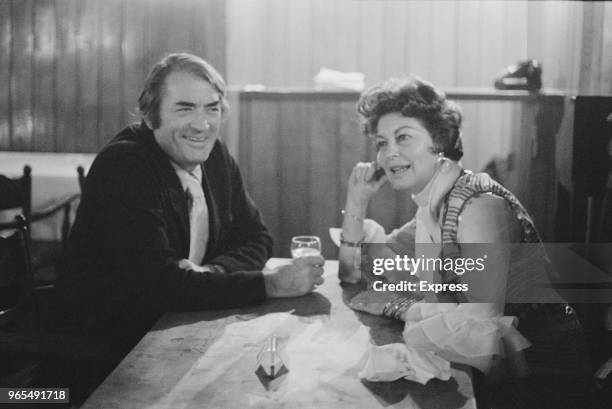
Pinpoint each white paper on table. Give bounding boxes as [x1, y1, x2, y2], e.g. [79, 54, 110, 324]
[149, 312, 372, 407]
[358, 343, 451, 385]
[148, 312, 298, 408]
[283, 318, 370, 396]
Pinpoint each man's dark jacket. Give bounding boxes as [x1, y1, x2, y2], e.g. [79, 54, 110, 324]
[56, 123, 271, 349]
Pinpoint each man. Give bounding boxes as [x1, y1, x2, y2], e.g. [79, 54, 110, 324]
[55, 53, 323, 362]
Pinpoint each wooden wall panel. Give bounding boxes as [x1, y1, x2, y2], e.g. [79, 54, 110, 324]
[10, 0, 34, 150]
[285, 0, 312, 86]
[77, 0, 100, 152]
[504, 2, 528, 66]
[240, 99, 282, 256]
[358, 1, 385, 84]
[98, 0, 124, 147]
[405, 1, 433, 81]
[226, 0, 264, 86]
[278, 101, 311, 257]
[532, 96, 565, 240]
[382, 1, 409, 79]
[240, 91, 563, 257]
[429, 1, 456, 86]
[265, 1, 286, 87]
[601, 4, 612, 94]
[0, 0, 226, 153]
[194, 0, 226, 75]
[333, 0, 360, 74]
[54, 0, 78, 152]
[166, 3, 191, 53]
[32, 0, 57, 152]
[454, 1, 482, 87]
[309, 101, 340, 258]
[226, 0, 540, 88]
[144, 1, 173, 64]
[226, 1, 586, 218]
[311, 0, 336, 77]
[451, 102, 478, 171]
[337, 99, 366, 224]
[239, 93, 386, 257]
[0, 1, 9, 150]
[479, 1, 506, 82]
[122, 0, 145, 118]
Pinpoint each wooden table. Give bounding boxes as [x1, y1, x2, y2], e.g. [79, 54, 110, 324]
[82, 259, 476, 409]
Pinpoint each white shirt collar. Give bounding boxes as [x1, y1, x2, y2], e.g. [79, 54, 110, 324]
[171, 162, 202, 190]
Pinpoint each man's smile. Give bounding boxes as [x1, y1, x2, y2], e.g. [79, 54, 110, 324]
[182, 134, 212, 144]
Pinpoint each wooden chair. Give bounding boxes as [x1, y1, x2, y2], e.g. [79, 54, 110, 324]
[0, 167, 31, 221]
[0, 215, 39, 387]
[0, 216, 117, 397]
[0, 165, 81, 287]
[77, 165, 86, 192]
[0, 216, 33, 328]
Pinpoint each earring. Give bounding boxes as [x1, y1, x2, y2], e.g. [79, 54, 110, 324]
[437, 152, 450, 172]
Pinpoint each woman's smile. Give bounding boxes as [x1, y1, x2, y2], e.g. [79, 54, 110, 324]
[375, 113, 438, 193]
[388, 163, 412, 175]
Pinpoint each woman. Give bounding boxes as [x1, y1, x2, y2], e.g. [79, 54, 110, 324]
[339, 77, 596, 408]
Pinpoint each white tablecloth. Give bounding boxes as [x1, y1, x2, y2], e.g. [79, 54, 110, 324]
[0, 151, 96, 240]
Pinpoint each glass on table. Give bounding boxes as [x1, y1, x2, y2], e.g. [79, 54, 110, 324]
[255, 334, 288, 378]
[290, 235, 321, 258]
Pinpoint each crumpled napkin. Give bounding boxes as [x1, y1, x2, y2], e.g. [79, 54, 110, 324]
[359, 343, 451, 384]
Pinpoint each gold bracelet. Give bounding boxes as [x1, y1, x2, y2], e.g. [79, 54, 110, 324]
[341, 209, 364, 223]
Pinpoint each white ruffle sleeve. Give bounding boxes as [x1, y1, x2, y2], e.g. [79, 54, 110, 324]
[402, 303, 531, 373]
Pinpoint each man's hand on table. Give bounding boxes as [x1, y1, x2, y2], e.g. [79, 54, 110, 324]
[263, 255, 325, 298]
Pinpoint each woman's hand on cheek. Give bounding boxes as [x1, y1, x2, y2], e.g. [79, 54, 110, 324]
[347, 162, 387, 204]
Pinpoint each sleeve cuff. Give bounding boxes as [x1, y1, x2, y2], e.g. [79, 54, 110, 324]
[221, 269, 267, 307]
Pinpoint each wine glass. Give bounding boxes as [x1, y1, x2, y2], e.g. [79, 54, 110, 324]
[290, 235, 321, 258]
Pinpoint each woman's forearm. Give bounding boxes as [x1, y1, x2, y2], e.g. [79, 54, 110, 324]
[338, 196, 368, 283]
[341, 196, 368, 241]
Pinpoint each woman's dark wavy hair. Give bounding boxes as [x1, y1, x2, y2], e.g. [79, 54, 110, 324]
[138, 52, 229, 129]
[357, 77, 463, 161]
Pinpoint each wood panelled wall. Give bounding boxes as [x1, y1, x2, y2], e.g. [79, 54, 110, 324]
[239, 90, 563, 258]
[227, 0, 610, 91]
[227, 0, 529, 88]
[0, 0, 225, 153]
[525, 1, 612, 192]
